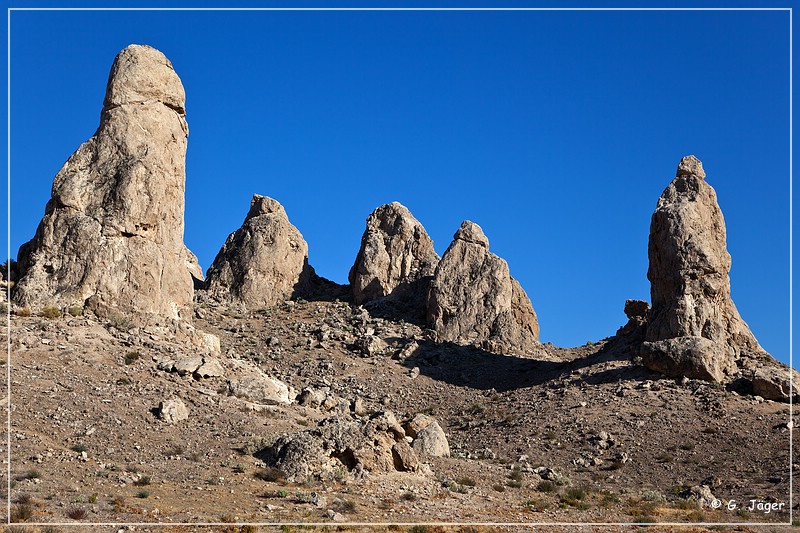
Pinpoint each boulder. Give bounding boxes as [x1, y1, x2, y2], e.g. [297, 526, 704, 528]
[426, 220, 539, 352]
[227, 370, 294, 405]
[640, 336, 734, 383]
[263, 411, 419, 482]
[751, 366, 800, 402]
[203, 195, 313, 309]
[412, 420, 450, 458]
[642, 156, 762, 381]
[349, 202, 439, 307]
[158, 398, 188, 424]
[14, 45, 200, 324]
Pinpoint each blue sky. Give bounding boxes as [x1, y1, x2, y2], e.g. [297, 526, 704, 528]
[3, 5, 794, 365]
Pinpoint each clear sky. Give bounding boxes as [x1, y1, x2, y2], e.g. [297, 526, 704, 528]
[3, 4, 794, 366]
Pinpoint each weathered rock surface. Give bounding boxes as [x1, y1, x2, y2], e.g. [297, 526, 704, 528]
[226, 365, 295, 405]
[411, 419, 450, 458]
[751, 366, 800, 402]
[158, 398, 189, 424]
[203, 195, 313, 309]
[642, 156, 762, 381]
[263, 411, 419, 482]
[349, 202, 439, 308]
[14, 45, 199, 324]
[426, 221, 539, 352]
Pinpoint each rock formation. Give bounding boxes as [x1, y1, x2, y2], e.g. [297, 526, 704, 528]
[426, 220, 539, 353]
[14, 45, 200, 323]
[203, 195, 314, 309]
[349, 202, 439, 309]
[640, 156, 796, 397]
[262, 411, 420, 482]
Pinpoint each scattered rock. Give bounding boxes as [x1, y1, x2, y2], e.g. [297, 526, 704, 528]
[349, 202, 439, 308]
[426, 221, 539, 353]
[203, 195, 314, 309]
[355, 335, 388, 357]
[14, 45, 199, 324]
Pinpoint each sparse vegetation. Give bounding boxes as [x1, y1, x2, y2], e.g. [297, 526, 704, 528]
[124, 351, 142, 365]
[456, 476, 476, 487]
[66, 506, 88, 519]
[41, 305, 62, 318]
[136, 490, 150, 499]
[537, 480, 556, 493]
[15, 306, 32, 317]
[72, 443, 86, 453]
[702, 427, 719, 435]
[68, 305, 83, 316]
[492, 483, 506, 492]
[14, 470, 40, 481]
[10, 503, 34, 522]
[332, 498, 357, 514]
[133, 475, 151, 486]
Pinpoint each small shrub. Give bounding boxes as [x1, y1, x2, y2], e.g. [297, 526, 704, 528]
[401, 491, 417, 501]
[68, 305, 83, 317]
[112, 496, 125, 512]
[679, 442, 695, 451]
[506, 480, 522, 488]
[88, 493, 97, 504]
[66, 506, 88, 520]
[456, 476, 476, 487]
[262, 489, 289, 498]
[655, 453, 674, 463]
[136, 490, 150, 499]
[687, 510, 705, 522]
[124, 351, 142, 365]
[72, 443, 87, 453]
[233, 464, 247, 474]
[565, 486, 588, 500]
[492, 484, 506, 492]
[510, 467, 523, 481]
[14, 470, 40, 481]
[333, 499, 357, 514]
[15, 307, 32, 317]
[537, 480, 556, 492]
[41, 305, 62, 319]
[11, 503, 34, 522]
[14, 494, 32, 505]
[133, 475, 151, 486]
[702, 427, 719, 435]
[409, 526, 430, 533]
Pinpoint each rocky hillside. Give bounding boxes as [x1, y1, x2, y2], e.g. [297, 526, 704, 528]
[3, 44, 797, 532]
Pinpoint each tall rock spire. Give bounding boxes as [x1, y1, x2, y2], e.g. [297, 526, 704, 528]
[641, 156, 761, 381]
[14, 45, 201, 323]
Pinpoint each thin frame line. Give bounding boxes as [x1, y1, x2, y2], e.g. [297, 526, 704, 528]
[6, 7, 11, 528]
[5, 6, 795, 10]
[5, 5, 794, 528]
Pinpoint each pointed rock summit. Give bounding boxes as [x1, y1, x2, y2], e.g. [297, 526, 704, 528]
[349, 202, 439, 309]
[14, 45, 200, 323]
[203, 195, 313, 309]
[640, 156, 776, 384]
[426, 221, 539, 353]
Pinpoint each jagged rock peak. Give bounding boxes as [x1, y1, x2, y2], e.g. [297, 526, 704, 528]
[14, 44, 199, 324]
[247, 194, 287, 219]
[349, 202, 439, 307]
[104, 44, 186, 113]
[453, 220, 489, 248]
[203, 195, 312, 309]
[427, 220, 539, 353]
[676, 155, 705, 179]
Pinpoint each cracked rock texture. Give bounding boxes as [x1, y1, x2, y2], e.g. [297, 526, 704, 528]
[203, 195, 314, 309]
[426, 220, 539, 353]
[349, 202, 440, 308]
[14, 44, 200, 323]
